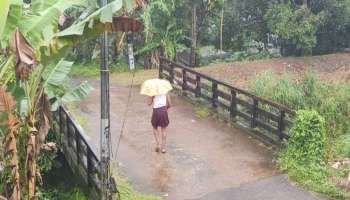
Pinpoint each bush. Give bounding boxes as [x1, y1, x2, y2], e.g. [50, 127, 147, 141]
[278, 110, 348, 198]
[279, 110, 326, 167]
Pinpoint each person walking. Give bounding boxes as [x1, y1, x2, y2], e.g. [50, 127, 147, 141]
[141, 79, 173, 154]
[148, 94, 171, 153]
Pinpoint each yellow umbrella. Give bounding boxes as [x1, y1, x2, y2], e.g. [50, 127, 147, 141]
[140, 78, 173, 96]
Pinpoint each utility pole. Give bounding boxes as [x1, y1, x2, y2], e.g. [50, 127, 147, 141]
[99, 0, 111, 199]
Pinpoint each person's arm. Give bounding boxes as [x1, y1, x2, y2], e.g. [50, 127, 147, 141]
[166, 94, 172, 109]
[148, 96, 153, 106]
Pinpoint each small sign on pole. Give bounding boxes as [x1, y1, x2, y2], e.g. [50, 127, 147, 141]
[127, 33, 135, 70]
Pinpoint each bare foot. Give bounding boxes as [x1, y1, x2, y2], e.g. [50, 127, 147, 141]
[161, 148, 166, 153]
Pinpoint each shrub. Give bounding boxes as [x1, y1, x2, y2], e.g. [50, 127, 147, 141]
[279, 110, 326, 167]
[278, 110, 348, 198]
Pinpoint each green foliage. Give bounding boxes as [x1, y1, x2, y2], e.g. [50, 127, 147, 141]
[34, 150, 90, 200]
[113, 171, 161, 200]
[140, 0, 186, 59]
[70, 62, 101, 77]
[310, 0, 350, 54]
[278, 110, 349, 198]
[249, 71, 303, 109]
[70, 58, 139, 77]
[194, 105, 211, 118]
[250, 71, 350, 198]
[265, 4, 319, 54]
[334, 134, 350, 159]
[280, 110, 326, 165]
[249, 71, 350, 143]
[229, 50, 271, 62]
[36, 187, 88, 200]
[37, 150, 58, 174]
[0, 0, 10, 37]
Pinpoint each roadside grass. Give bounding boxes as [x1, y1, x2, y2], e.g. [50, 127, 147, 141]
[71, 61, 158, 87]
[71, 62, 101, 77]
[66, 102, 90, 134]
[70, 60, 149, 78]
[194, 104, 211, 118]
[110, 69, 158, 86]
[113, 166, 161, 200]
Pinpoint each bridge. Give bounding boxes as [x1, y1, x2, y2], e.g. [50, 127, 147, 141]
[54, 59, 326, 200]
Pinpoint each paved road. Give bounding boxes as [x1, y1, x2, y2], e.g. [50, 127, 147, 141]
[74, 79, 327, 200]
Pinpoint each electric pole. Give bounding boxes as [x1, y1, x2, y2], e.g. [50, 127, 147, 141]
[99, 0, 111, 199]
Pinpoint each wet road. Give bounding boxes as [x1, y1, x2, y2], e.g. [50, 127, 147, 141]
[74, 79, 326, 200]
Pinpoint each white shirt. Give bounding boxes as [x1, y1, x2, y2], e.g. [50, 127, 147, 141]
[153, 95, 167, 108]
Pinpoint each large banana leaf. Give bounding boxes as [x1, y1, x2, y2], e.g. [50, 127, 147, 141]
[19, 0, 87, 55]
[62, 81, 94, 103]
[31, 0, 58, 13]
[56, 0, 122, 38]
[0, 3, 22, 48]
[50, 81, 93, 111]
[0, 0, 10, 37]
[43, 59, 73, 87]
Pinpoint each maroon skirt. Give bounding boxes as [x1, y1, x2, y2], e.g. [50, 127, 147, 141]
[151, 106, 169, 129]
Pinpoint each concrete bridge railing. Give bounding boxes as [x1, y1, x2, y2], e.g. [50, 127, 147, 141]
[53, 106, 103, 198]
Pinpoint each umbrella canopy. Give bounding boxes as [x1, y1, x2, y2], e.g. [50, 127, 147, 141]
[140, 79, 173, 96]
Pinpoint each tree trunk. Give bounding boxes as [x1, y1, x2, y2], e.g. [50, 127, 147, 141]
[220, 4, 224, 52]
[190, 3, 197, 67]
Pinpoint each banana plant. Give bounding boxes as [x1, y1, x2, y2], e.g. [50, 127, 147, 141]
[0, 0, 10, 37]
[0, 0, 143, 199]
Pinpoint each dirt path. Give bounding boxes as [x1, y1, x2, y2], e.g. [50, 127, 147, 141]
[73, 77, 326, 200]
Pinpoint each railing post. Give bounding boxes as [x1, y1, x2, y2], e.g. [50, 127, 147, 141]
[59, 106, 63, 137]
[278, 111, 285, 140]
[87, 149, 92, 187]
[76, 128, 80, 166]
[195, 75, 201, 97]
[66, 116, 71, 148]
[159, 58, 164, 79]
[212, 82, 218, 108]
[182, 69, 187, 95]
[230, 89, 237, 120]
[169, 63, 174, 84]
[251, 99, 258, 128]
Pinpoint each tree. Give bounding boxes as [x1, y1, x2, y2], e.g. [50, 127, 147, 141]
[265, 3, 319, 55]
[139, 0, 186, 68]
[309, 0, 350, 54]
[0, 0, 137, 198]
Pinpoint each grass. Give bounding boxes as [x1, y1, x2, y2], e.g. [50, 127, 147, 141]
[112, 164, 161, 200]
[70, 61, 158, 88]
[194, 104, 211, 118]
[110, 69, 158, 86]
[66, 103, 90, 134]
[249, 71, 350, 199]
[70, 59, 148, 78]
[71, 62, 101, 77]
